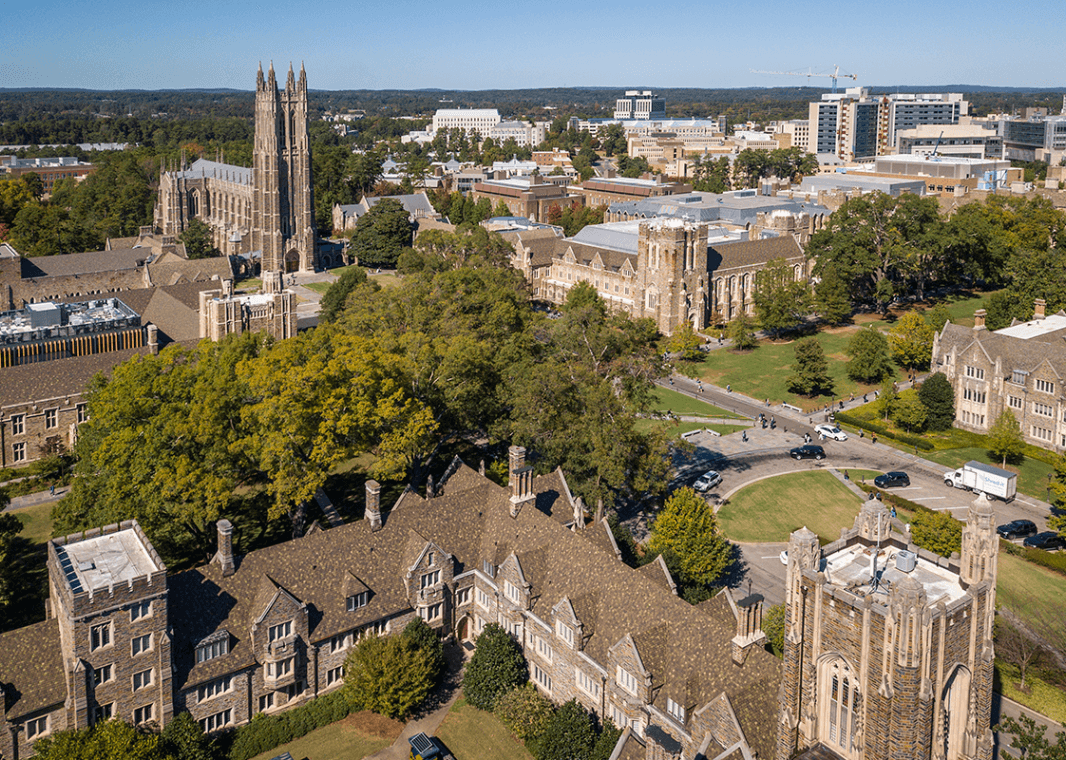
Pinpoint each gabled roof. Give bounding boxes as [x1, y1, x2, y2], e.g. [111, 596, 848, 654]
[0, 619, 65, 720]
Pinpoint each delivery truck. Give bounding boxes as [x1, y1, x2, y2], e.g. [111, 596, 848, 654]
[944, 461, 1017, 501]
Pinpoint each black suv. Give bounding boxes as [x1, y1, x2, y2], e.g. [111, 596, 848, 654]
[996, 520, 1037, 540]
[874, 471, 910, 489]
[789, 444, 825, 461]
[1023, 532, 1066, 551]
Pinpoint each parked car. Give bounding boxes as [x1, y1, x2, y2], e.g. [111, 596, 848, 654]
[815, 424, 848, 441]
[874, 471, 911, 489]
[1023, 532, 1066, 551]
[693, 470, 722, 492]
[996, 520, 1038, 540]
[790, 444, 825, 460]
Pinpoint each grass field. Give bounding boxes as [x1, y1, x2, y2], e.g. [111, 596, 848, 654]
[247, 711, 402, 760]
[924, 447, 1054, 501]
[435, 696, 534, 760]
[718, 470, 870, 543]
[995, 661, 1066, 724]
[13, 501, 53, 544]
[651, 387, 745, 418]
[302, 280, 333, 295]
[997, 551, 1066, 641]
[636, 419, 747, 439]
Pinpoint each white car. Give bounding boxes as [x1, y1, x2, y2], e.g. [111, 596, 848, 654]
[693, 470, 722, 492]
[815, 424, 848, 441]
[780, 550, 789, 566]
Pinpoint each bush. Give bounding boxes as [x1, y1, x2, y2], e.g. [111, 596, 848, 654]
[343, 632, 435, 720]
[495, 684, 554, 743]
[834, 411, 934, 450]
[763, 603, 785, 657]
[531, 699, 596, 760]
[910, 508, 963, 558]
[1001, 539, 1066, 577]
[228, 689, 353, 760]
[463, 623, 528, 711]
[402, 616, 445, 681]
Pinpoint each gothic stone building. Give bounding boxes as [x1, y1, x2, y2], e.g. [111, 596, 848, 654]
[510, 218, 807, 335]
[776, 494, 997, 760]
[0, 449, 782, 760]
[932, 300, 1066, 453]
[155, 63, 317, 276]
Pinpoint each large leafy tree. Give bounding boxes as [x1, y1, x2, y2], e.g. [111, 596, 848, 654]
[891, 388, 927, 432]
[0, 511, 21, 621]
[988, 409, 1025, 467]
[727, 311, 758, 350]
[887, 311, 934, 370]
[463, 623, 528, 711]
[813, 264, 852, 325]
[342, 632, 435, 720]
[846, 326, 894, 383]
[350, 198, 412, 268]
[752, 258, 809, 339]
[532, 700, 597, 760]
[918, 372, 955, 431]
[647, 487, 732, 589]
[319, 266, 377, 323]
[787, 337, 833, 397]
[910, 509, 962, 557]
[178, 218, 218, 259]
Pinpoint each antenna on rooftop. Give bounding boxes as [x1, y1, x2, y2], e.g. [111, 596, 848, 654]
[869, 510, 884, 593]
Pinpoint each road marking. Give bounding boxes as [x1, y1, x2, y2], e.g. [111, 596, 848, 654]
[910, 496, 947, 501]
[760, 556, 781, 560]
[933, 505, 968, 511]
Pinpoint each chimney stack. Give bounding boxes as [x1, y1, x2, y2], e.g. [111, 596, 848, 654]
[365, 479, 382, 531]
[1035, 299, 1047, 320]
[147, 324, 159, 355]
[508, 446, 535, 518]
[731, 593, 767, 665]
[973, 309, 986, 331]
[214, 519, 235, 577]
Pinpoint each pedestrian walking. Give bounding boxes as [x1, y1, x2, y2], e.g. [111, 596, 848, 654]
[843, 470, 850, 481]
[726, 384, 731, 392]
[863, 394, 868, 403]
[872, 434, 877, 445]
[49, 482, 55, 496]
[859, 428, 864, 438]
[742, 430, 748, 442]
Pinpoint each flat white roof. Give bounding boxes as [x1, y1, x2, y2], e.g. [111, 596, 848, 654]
[55, 529, 160, 593]
[823, 542, 966, 605]
[996, 313, 1066, 339]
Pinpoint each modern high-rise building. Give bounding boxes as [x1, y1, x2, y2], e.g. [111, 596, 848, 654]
[613, 91, 666, 120]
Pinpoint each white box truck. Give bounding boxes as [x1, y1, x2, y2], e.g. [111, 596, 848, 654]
[944, 461, 1017, 501]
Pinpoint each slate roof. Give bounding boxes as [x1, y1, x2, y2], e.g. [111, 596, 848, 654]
[167, 461, 780, 759]
[0, 347, 148, 407]
[937, 321, 1066, 373]
[0, 619, 66, 719]
[19, 248, 147, 279]
[712, 236, 804, 270]
[146, 251, 233, 288]
[173, 158, 252, 185]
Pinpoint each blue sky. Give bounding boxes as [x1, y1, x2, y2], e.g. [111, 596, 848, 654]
[4, 0, 1064, 91]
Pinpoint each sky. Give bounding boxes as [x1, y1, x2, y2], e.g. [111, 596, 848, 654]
[4, 0, 1065, 92]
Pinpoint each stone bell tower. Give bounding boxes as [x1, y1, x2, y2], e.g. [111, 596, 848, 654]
[252, 61, 316, 291]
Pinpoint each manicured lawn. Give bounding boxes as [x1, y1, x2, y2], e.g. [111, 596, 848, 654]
[235, 277, 262, 293]
[652, 387, 745, 419]
[924, 447, 1053, 501]
[13, 501, 54, 544]
[636, 419, 746, 439]
[995, 661, 1066, 725]
[248, 710, 402, 760]
[938, 290, 997, 328]
[369, 272, 402, 288]
[997, 552, 1066, 639]
[686, 329, 906, 413]
[435, 696, 534, 760]
[302, 280, 333, 295]
[718, 471, 866, 543]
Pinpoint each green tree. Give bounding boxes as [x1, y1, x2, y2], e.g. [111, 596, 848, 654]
[846, 326, 894, 383]
[813, 264, 852, 325]
[985, 289, 1022, 330]
[160, 712, 214, 760]
[598, 123, 627, 157]
[926, 303, 951, 332]
[752, 258, 809, 339]
[1049, 453, 1066, 537]
[532, 700, 597, 760]
[995, 714, 1066, 760]
[32, 718, 172, 760]
[888, 311, 935, 369]
[463, 623, 528, 711]
[492, 200, 511, 218]
[909, 509, 962, 557]
[342, 633, 435, 720]
[763, 603, 785, 657]
[727, 312, 758, 350]
[350, 198, 412, 268]
[647, 487, 732, 590]
[879, 377, 897, 422]
[0, 511, 21, 619]
[402, 617, 445, 683]
[891, 388, 927, 432]
[667, 322, 703, 361]
[494, 684, 554, 744]
[988, 409, 1025, 466]
[319, 266, 377, 323]
[918, 372, 955, 431]
[1004, 246, 1066, 317]
[178, 218, 218, 259]
[787, 337, 833, 397]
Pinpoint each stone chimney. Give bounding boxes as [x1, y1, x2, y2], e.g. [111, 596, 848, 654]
[973, 309, 986, 331]
[214, 519, 235, 577]
[731, 592, 767, 665]
[365, 479, 382, 531]
[508, 446, 535, 518]
[572, 496, 585, 530]
[147, 324, 159, 355]
[1035, 298, 1047, 320]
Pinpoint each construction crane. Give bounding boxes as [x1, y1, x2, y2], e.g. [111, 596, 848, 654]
[751, 65, 858, 93]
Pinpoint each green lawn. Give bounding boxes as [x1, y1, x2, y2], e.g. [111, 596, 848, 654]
[995, 661, 1066, 725]
[687, 328, 906, 413]
[652, 387, 745, 418]
[14, 501, 54, 544]
[235, 277, 262, 293]
[636, 419, 746, 439]
[924, 447, 1053, 501]
[248, 711, 401, 760]
[997, 552, 1066, 639]
[718, 471, 868, 543]
[435, 696, 534, 760]
[302, 280, 333, 295]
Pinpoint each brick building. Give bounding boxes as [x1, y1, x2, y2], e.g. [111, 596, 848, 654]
[0, 449, 782, 759]
[932, 301, 1066, 452]
[567, 175, 692, 208]
[0, 156, 95, 194]
[776, 495, 996, 760]
[470, 177, 572, 222]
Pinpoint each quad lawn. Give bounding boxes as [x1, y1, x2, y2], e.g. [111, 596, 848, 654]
[718, 470, 880, 543]
[435, 696, 534, 760]
[652, 387, 745, 418]
[248, 710, 402, 760]
[301, 280, 333, 294]
[13, 501, 54, 544]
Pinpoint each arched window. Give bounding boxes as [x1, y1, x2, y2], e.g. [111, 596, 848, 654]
[942, 666, 971, 760]
[819, 657, 861, 758]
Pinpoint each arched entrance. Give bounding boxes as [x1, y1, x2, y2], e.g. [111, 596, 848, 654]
[284, 250, 300, 273]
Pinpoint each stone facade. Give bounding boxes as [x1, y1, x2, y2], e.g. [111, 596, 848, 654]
[776, 495, 996, 760]
[197, 283, 296, 342]
[932, 302, 1066, 452]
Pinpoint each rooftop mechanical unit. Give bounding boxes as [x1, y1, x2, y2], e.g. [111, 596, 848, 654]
[896, 550, 917, 573]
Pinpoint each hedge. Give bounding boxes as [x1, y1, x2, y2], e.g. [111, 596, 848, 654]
[834, 411, 934, 451]
[227, 689, 354, 760]
[1000, 539, 1066, 578]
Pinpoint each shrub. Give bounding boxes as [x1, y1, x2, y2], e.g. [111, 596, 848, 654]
[403, 617, 445, 681]
[910, 509, 963, 557]
[342, 632, 436, 720]
[495, 684, 554, 744]
[763, 603, 785, 657]
[532, 699, 597, 760]
[228, 689, 353, 760]
[463, 623, 528, 711]
[834, 411, 934, 450]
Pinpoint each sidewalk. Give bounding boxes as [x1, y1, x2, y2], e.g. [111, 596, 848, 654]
[4, 485, 70, 512]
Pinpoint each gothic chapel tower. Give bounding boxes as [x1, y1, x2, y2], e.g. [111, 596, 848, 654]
[253, 62, 316, 292]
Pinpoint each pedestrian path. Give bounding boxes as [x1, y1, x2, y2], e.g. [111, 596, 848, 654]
[5, 485, 70, 512]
